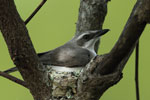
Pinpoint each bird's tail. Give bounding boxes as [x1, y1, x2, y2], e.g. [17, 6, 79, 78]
[3, 67, 18, 74]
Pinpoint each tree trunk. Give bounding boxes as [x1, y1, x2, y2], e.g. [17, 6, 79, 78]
[0, 0, 150, 100]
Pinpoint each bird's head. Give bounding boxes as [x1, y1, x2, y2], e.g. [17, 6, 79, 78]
[73, 29, 109, 50]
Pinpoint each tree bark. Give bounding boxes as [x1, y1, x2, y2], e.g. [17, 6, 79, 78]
[0, 0, 150, 100]
[0, 0, 52, 100]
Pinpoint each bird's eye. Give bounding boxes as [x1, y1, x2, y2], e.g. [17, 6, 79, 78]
[83, 35, 89, 39]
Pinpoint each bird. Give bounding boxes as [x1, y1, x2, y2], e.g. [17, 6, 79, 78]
[3, 29, 109, 73]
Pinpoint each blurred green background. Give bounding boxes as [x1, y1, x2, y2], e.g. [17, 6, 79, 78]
[0, 0, 150, 100]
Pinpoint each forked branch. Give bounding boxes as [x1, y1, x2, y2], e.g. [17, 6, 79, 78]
[0, 0, 150, 100]
[75, 0, 150, 99]
[0, 0, 47, 89]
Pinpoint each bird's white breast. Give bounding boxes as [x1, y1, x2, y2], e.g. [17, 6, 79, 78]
[48, 65, 83, 72]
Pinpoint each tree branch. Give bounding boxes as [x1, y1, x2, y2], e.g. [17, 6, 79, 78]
[0, 0, 149, 100]
[25, 0, 47, 25]
[0, 71, 28, 88]
[75, 0, 150, 99]
[135, 42, 140, 100]
[97, 0, 149, 75]
[0, 0, 52, 100]
[1, 0, 47, 75]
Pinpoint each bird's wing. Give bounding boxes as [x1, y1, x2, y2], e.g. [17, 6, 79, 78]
[3, 45, 92, 74]
[38, 46, 91, 67]
[37, 51, 50, 57]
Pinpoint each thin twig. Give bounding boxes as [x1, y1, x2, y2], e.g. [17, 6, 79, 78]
[24, 0, 47, 25]
[135, 41, 140, 100]
[1, 0, 47, 74]
[0, 71, 28, 88]
[0, 0, 47, 88]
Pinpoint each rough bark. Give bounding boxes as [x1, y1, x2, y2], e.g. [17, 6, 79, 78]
[0, 0, 52, 100]
[97, 0, 149, 75]
[75, 0, 149, 99]
[0, 0, 150, 100]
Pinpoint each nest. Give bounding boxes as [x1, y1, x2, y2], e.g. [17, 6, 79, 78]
[47, 66, 82, 100]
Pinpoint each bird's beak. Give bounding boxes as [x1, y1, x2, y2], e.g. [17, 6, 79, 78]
[94, 29, 110, 38]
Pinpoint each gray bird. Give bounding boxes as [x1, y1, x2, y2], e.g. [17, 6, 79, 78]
[3, 29, 109, 73]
